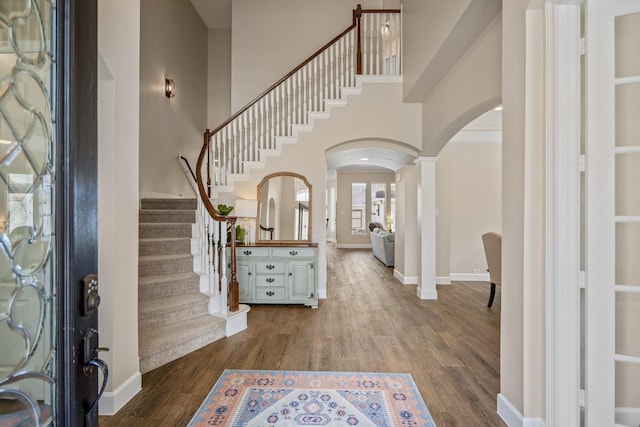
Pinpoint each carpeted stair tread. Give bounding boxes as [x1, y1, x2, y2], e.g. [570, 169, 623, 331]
[141, 198, 197, 210]
[139, 292, 208, 318]
[139, 209, 196, 224]
[139, 237, 191, 256]
[138, 272, 201, 300]
[139, 315, 226, 373]
[139, 223, 192, 238]
[138, 253, 194, 277]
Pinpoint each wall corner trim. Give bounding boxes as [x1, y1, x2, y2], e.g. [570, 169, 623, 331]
[99, 371, 142, 416]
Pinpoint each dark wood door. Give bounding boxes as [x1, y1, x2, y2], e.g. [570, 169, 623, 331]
[0, 1, 101, 426]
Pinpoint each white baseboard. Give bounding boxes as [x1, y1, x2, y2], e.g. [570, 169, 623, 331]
[416, 285, 437, 300]
[336, 243, 372, 249]
[496, 393, 545, 427]
[326, 238, 337, 244]
[317, 288, 327, 299]
[393, 269, 418, 285]
[498, 393, 523, 427]
[436, 276, 451, 285]
[616, 407, 640, 426]
[450, 273, 490, 282]
[99, 371, 142, 415]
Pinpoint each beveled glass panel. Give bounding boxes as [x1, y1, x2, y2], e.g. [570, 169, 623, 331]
[615, 223, 640, 287]
[615, 13, 640, 78]
[615, 83, 640, 147]
[615, 153, 640, 216]
[0, 1, 56, 424]
[615, 292, 640, 358]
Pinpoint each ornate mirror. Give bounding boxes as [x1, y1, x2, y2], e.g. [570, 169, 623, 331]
[257, 172, 312, 242]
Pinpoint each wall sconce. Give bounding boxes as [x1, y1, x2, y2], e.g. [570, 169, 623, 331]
[165, 78, 175, 98]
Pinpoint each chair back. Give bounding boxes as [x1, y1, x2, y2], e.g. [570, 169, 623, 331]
[482, 232, 502, 286]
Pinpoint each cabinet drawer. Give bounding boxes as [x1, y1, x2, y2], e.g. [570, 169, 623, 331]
[255, 274, 285, 287]
[255, 287, 286, 301]
[272, 248, 316, 258]
[255, 261, 285, 274]
[236, 248, 270, 257]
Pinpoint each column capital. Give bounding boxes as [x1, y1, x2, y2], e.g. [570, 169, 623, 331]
[413, 156, 439, 165]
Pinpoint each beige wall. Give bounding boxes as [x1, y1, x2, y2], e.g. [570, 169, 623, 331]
[336, 170, 395, 247]
[97, 0, 141, 409]
[230, 0, 383, 111]
[208, 28, 232, 129]
[435, 141, 502, 278]
[421, 14, 502, 155]
[501, 0, 528, 414]
[401, 0, 501, 103]
[139, 0, 208, 197]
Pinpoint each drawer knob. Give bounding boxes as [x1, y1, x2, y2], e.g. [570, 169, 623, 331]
[266, 277, 274, 283]
[289, 250, 298, 256]
[243, 250, 252, 255]
[266, 291, 275, 296]
[266, 264, 275, 270]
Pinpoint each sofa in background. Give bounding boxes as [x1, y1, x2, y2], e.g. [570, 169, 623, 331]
[370, 226, 395, 267]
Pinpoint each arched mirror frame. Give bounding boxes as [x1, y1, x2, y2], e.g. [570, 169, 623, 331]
[256, 172, 312, 243]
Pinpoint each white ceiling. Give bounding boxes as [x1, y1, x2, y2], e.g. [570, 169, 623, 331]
[326, 147, 417, 173]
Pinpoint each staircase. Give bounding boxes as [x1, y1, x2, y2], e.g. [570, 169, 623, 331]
[138, 198, 225, 373]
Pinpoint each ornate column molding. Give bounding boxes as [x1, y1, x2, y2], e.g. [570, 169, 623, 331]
[544, 2, 582, 426]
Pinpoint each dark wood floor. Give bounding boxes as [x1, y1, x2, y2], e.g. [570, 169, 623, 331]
[100, 246, 504, 426]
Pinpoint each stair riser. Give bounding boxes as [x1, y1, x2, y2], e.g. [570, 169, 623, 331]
[139, 279, 200, 301]
[139, 239, 191, 256]
[139, 303, 209, 331]
[140, 326, 225, 374]
[141, 199, 197, 210]
[139, 211, 196, 224]
[139, 224, 192, 238]
[139, 257, 193, 277]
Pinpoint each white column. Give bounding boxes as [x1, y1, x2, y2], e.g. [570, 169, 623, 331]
[414, 157, 438, 300]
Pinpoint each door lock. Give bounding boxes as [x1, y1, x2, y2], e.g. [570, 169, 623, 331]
[82, 274, 100, 316]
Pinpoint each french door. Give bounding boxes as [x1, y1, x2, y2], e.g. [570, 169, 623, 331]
[0, 1, 102, 426]
[585, 0, 640, 426]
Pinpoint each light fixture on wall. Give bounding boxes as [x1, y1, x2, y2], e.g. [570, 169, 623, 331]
[234, 199, 258, 245]
[165, 78, 175, 98]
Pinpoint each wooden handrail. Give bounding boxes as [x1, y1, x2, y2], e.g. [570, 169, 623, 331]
[196, 128, 239, 312]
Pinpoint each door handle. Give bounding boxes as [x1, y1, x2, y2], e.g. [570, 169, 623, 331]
[82, 328, 109, 426]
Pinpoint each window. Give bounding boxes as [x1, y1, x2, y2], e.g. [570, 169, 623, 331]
[389, 183, 395, 232]
[351, 183, 366, 234]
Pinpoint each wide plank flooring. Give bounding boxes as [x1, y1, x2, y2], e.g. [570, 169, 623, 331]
[100, 245, 504, 426]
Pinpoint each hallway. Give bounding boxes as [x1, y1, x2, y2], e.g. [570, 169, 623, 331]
[100, 245, 503, 426]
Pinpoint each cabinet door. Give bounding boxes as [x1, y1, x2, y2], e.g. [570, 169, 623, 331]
[287, 261, 315, 302]
[236, 261, 253, 301]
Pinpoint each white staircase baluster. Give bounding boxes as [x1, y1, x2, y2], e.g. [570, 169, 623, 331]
[220, 219, 228, 315]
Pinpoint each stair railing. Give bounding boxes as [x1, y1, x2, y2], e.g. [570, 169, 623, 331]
[195, 142, 240, 312]
[179, 154, 232, 314]
[199, 5, 401, 192]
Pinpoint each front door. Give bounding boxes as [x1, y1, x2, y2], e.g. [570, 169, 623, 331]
[0, 1, 102, 426]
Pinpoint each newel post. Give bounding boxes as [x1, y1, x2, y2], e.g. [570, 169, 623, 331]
[354, 4, 362, 74]
[228, 216, 239, 312]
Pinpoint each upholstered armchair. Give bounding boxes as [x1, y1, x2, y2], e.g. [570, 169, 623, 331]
[481, 232, 502, 308]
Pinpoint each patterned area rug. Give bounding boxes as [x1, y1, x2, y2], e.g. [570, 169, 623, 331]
[189, 369, 436, 426]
